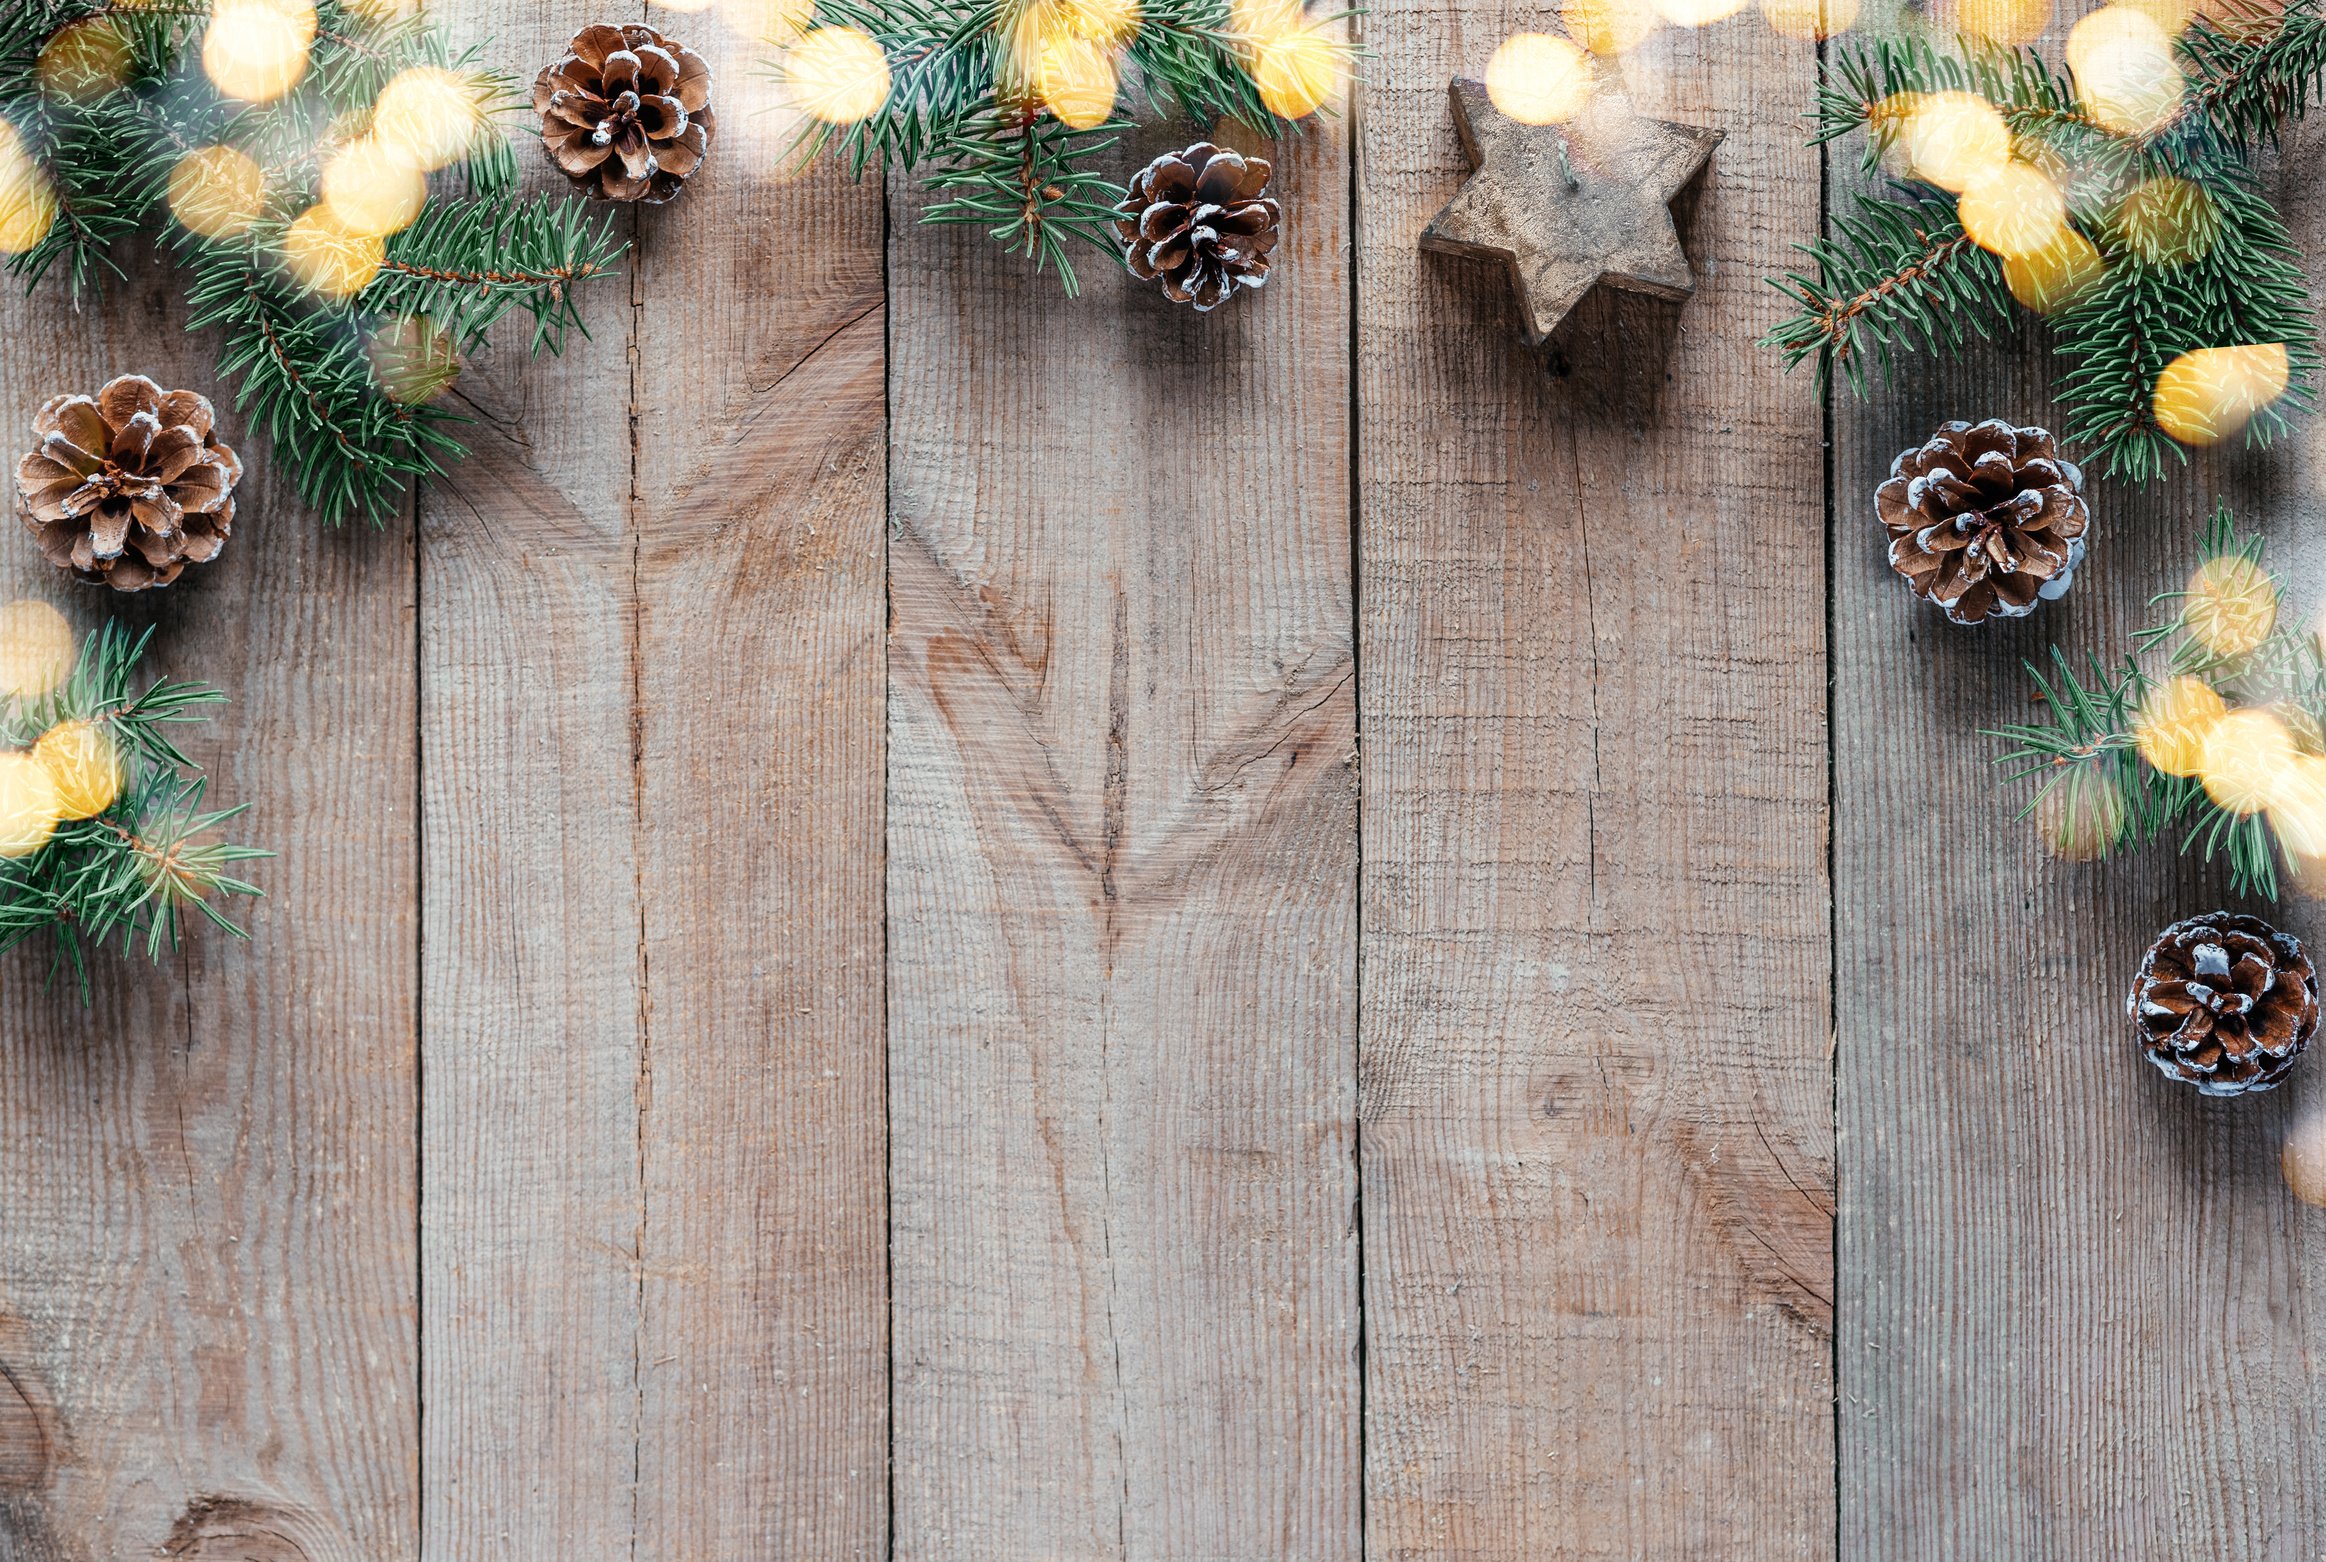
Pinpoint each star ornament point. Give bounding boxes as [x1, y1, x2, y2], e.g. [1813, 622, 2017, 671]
[1420, 78, 1723, 348]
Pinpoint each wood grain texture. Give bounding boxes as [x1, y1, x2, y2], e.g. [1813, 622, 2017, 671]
[885, 123, 1360, 1558]
[1357, 15, 1836, 1559]
[0, 270, 417, 1552]
[417, 1, 644, 1552]
[628, 19, 890, 1558]
[1833, 113, 2326, 1562]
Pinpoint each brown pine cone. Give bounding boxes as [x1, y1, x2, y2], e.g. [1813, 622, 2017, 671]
[14, 375, 239, 592]
[2129, 912, 2318, 1096]
[1114, 143, 1280, 312]
[535, 24, 715, 204]
[1875, 419, 2088, 625]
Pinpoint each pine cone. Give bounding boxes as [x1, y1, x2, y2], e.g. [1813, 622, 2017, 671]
[14, 375, 239, 592]
[1114, 143, 1280, 312]
[2129, 912, 2318, 1096]
[535, 24, 715, 204]
[1875, 419, 2088, 625]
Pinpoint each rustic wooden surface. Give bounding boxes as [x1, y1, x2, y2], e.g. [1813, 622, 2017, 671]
[1, 0, 2322, 1557]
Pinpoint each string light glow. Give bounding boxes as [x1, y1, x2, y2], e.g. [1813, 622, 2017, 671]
[1761, 0, 1860, 38]
[2036, 766, 2128, 861]
[36, 18, 133, 100]
[2182, 552, 2280, 657]
[1651, 0, 1750, 26]
[0, 601, 72, 702]
[203, 0, 319, 104]
[1958, 161, 2068, 258]
[1565, 0, 1660, 52]
[0, 122, 57, 255]
[2135, 674, 2228, 778]
[372, 66, 488, 171]
[281, 204, 387, 296]
[167, 145, 268, 240]
[1949, 0, 2052, 45]
[2198, 706, 2298, 814]
[721, 0, 818, 42]
[1037, 34, 1120, 129]
[1254, 20, 1344, 118]
[1900, 91, 2010, 192]
[32, 720, 122, 822]
[784, 26, 893, 124]
[2068, 5, 2187, 133]
[2115, 175, 2221, 265]
[1484, 33, 1592, 125]
[0, 753, 62, 860]
[2002, 227, 2105, 313]
[2153, 343, 2291, 447]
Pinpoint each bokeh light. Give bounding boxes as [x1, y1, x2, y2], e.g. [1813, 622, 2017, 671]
[1653, 0, 1750, 26]
[2181, 552, 2279, 657]
[31, 719, 120, 822]
[2198, 706, 2297, 814]
[783, 26, 893, 125]
[203, 0, 318, 105]
[2285, 1109, 2326, 1204]
[368, 315, 461, 405]
[1761, 0, 1860, 38]
[721, 0, 818, 43]
[2068, 5, 2186, 134]
[372, 66, 488, 172]
[2036, 766, 2129, 861]
[1037, 34, 1119, 129]
[1901, 91, 2010, 193]
[321, 136, 427, 238]
[0, 753, 62, 860]
[2003, 227, 2105, 313]
[1060, 0, 1142, 44]
[2153, 343, 2290, 447]
[167, 145, 268, 241]
[1565, 0, 1661, 52]
[1253, 20, 1345, 119]
[37, 18, 133, 101]
[2115, 175, 2220, 265]
[2135, 674, 2227, 777]
[0, 601, 72, 703]
[0, 122, 58, 256]
[655, 0, 719, 11]
[1958, 161, 2068, 258]
[1949, 0, 2052, 45]
[282, 204, 386, 297]
[1485, 33, 1592, 125]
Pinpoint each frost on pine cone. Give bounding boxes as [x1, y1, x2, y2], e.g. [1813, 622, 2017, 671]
[535, 23, 715, 204]
[14, 376, 239, 592]
[1114, 143, 1280, 312]
[2129, 912, 2318, 1097]
[1875, 420, 2088, 626]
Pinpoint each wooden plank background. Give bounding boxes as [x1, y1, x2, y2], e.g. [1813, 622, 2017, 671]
[0, 0, 2319, 1557]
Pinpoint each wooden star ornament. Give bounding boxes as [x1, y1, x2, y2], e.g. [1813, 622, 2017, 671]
[1420, 79, 1723, 349]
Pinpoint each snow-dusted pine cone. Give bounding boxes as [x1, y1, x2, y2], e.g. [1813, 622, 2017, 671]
[2129, 912, 2318, 1096]
[1114, 143, 1280, 312]
[15, 375, 239, 592]
[1875, 419, 2088, 625]
[535, 23, 715, 204]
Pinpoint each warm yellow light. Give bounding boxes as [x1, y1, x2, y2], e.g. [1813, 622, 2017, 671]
[372, 66, 487, 173]
[321, 137, 427, 238]
[1902, 90, 2010, 193]
[2121, 0, 2197, 33]
[1761, 0, 1859, 37]
[2153, 343, 2289, 447]
[655, 0, 719, 10]
[368, 315, 461, 405]
[282, 205, 386, 297]
[2270, 753, 2326, 858]
[2069, 6, 2186, 133]
[37, 18, 133, 100]
[2002, 227, 2105, 313]
[1484, 33, 1592, 125]
[0, 753, 62, 860]
[1651, 0, 1749, 23]
[1949, 0, 2051, 45]
[1038, 35, 1119, 129]
[2181, 553, 2279, 658]
[784, 27, 892, 125]
[0, 125, 57, 256]
[1062, 0, 1142, 44]
[203, 0, 318, 105]
[1564, 0, 1661, 52]
[1958, 161, 2068, 258]
[2286, 1109, 2326, 1204]
[0, 601, 72, 703]
[1253, 22, 1343, 118]
[2199, 707, 2299, 815]
[167, 145, 268, 241]
[2036, 767, 2129, 862]
[2135, 675, 2227, 778]
[31, 720, 121, 822]
[2115, 176, 2219, 265]
[721, 0, 817, 42]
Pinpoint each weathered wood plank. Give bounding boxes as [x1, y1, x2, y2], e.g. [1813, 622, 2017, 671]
[886, 126, 1360, 1557]
[0, 271, 418, 1550]
[418, 1, 644, 1552]
[628, 23, 889, 1558]
[1833, 112, 2326, 1562]
[1356, 20, 1836, 1559]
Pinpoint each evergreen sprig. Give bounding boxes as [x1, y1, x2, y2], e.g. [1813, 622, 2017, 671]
[1989, 504, 2326, 899]
[1769, 4, 2326, 483]
[0, 622, 265, 997]
[0, 0, 626, 526]
[787, 0, 1356, 291]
